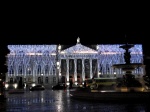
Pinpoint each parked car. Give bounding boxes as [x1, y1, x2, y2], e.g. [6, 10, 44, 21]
[29, 85, 45, 91]
[52, 83, 66, 90]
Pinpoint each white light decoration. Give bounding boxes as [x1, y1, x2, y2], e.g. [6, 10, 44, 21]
[6, 44, 144, 86]
[8, 45, 57, 55]
[61, 44, 97, 54]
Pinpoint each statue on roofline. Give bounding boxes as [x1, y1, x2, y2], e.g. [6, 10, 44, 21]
[77, 37, 80, 44]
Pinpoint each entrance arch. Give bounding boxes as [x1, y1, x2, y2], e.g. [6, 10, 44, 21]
[38, 77, 41, 84]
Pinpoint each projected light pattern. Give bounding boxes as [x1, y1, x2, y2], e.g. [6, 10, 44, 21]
[97, 44, 143, 76]
[6, 44, 144, 85]
[8, 45, 57, 55]
[61, 44, 97, 54]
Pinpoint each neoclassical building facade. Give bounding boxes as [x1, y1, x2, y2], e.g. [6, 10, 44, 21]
[6, 38, 145, 86]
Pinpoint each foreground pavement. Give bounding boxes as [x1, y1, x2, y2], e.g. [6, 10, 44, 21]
[0, 89, 150, 112]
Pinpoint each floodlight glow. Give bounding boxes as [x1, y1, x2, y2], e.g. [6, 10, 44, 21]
[75, 82, 78, 85]
[13, 83, 18, 89]
[57, 62, 60, 66]
[32, 83, 36, 87]
[5, 84, 8, 88]
[66, 82, 69, 86]
[59, 73, 61, 76]
[101, 91, 106, 92]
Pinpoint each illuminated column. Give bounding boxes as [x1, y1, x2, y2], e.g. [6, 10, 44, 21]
[5, 73, 8, 82]
[97, 59, 99, 78]
[32, 65, 35, 83]
[82, 58, 85, 82]
[90, 59, 92, 78]
[35, 65, 38, 84]
[14, 66, 17, 77]
[66, 59, 69, 85]
[56, 61, 59, 83]
[74, 59, 77, 84]
[59, 59, 62, 81]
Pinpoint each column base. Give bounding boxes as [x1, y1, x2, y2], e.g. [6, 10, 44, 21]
[66, 81, 70, 86]
[74, 81, 78, 85]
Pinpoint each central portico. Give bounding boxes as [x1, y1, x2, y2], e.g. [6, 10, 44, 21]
[58, 37, 98, 85]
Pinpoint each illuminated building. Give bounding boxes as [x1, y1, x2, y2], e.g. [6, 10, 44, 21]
[5, 38, 145, 86]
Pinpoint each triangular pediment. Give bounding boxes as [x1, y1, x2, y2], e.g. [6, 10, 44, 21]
[61, 44, 97, 54]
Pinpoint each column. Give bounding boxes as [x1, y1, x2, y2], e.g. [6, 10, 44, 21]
[82, 58, 85, 82]
[34, 66, 37, 84]
[74, 59, 77, 84]
[59, 59, 62, 83]
[32, 64, 35, 83]
[66, 59, 69, 85]
[97, 59, 99, 78]
[14, 66, 17, 77]
[90, 59, 92, 78]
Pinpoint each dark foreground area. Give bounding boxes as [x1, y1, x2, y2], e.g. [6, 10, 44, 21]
[0, 89, 150, 112]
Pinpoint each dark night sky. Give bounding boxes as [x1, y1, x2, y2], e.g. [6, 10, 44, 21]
[0, 3, 150, 73]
